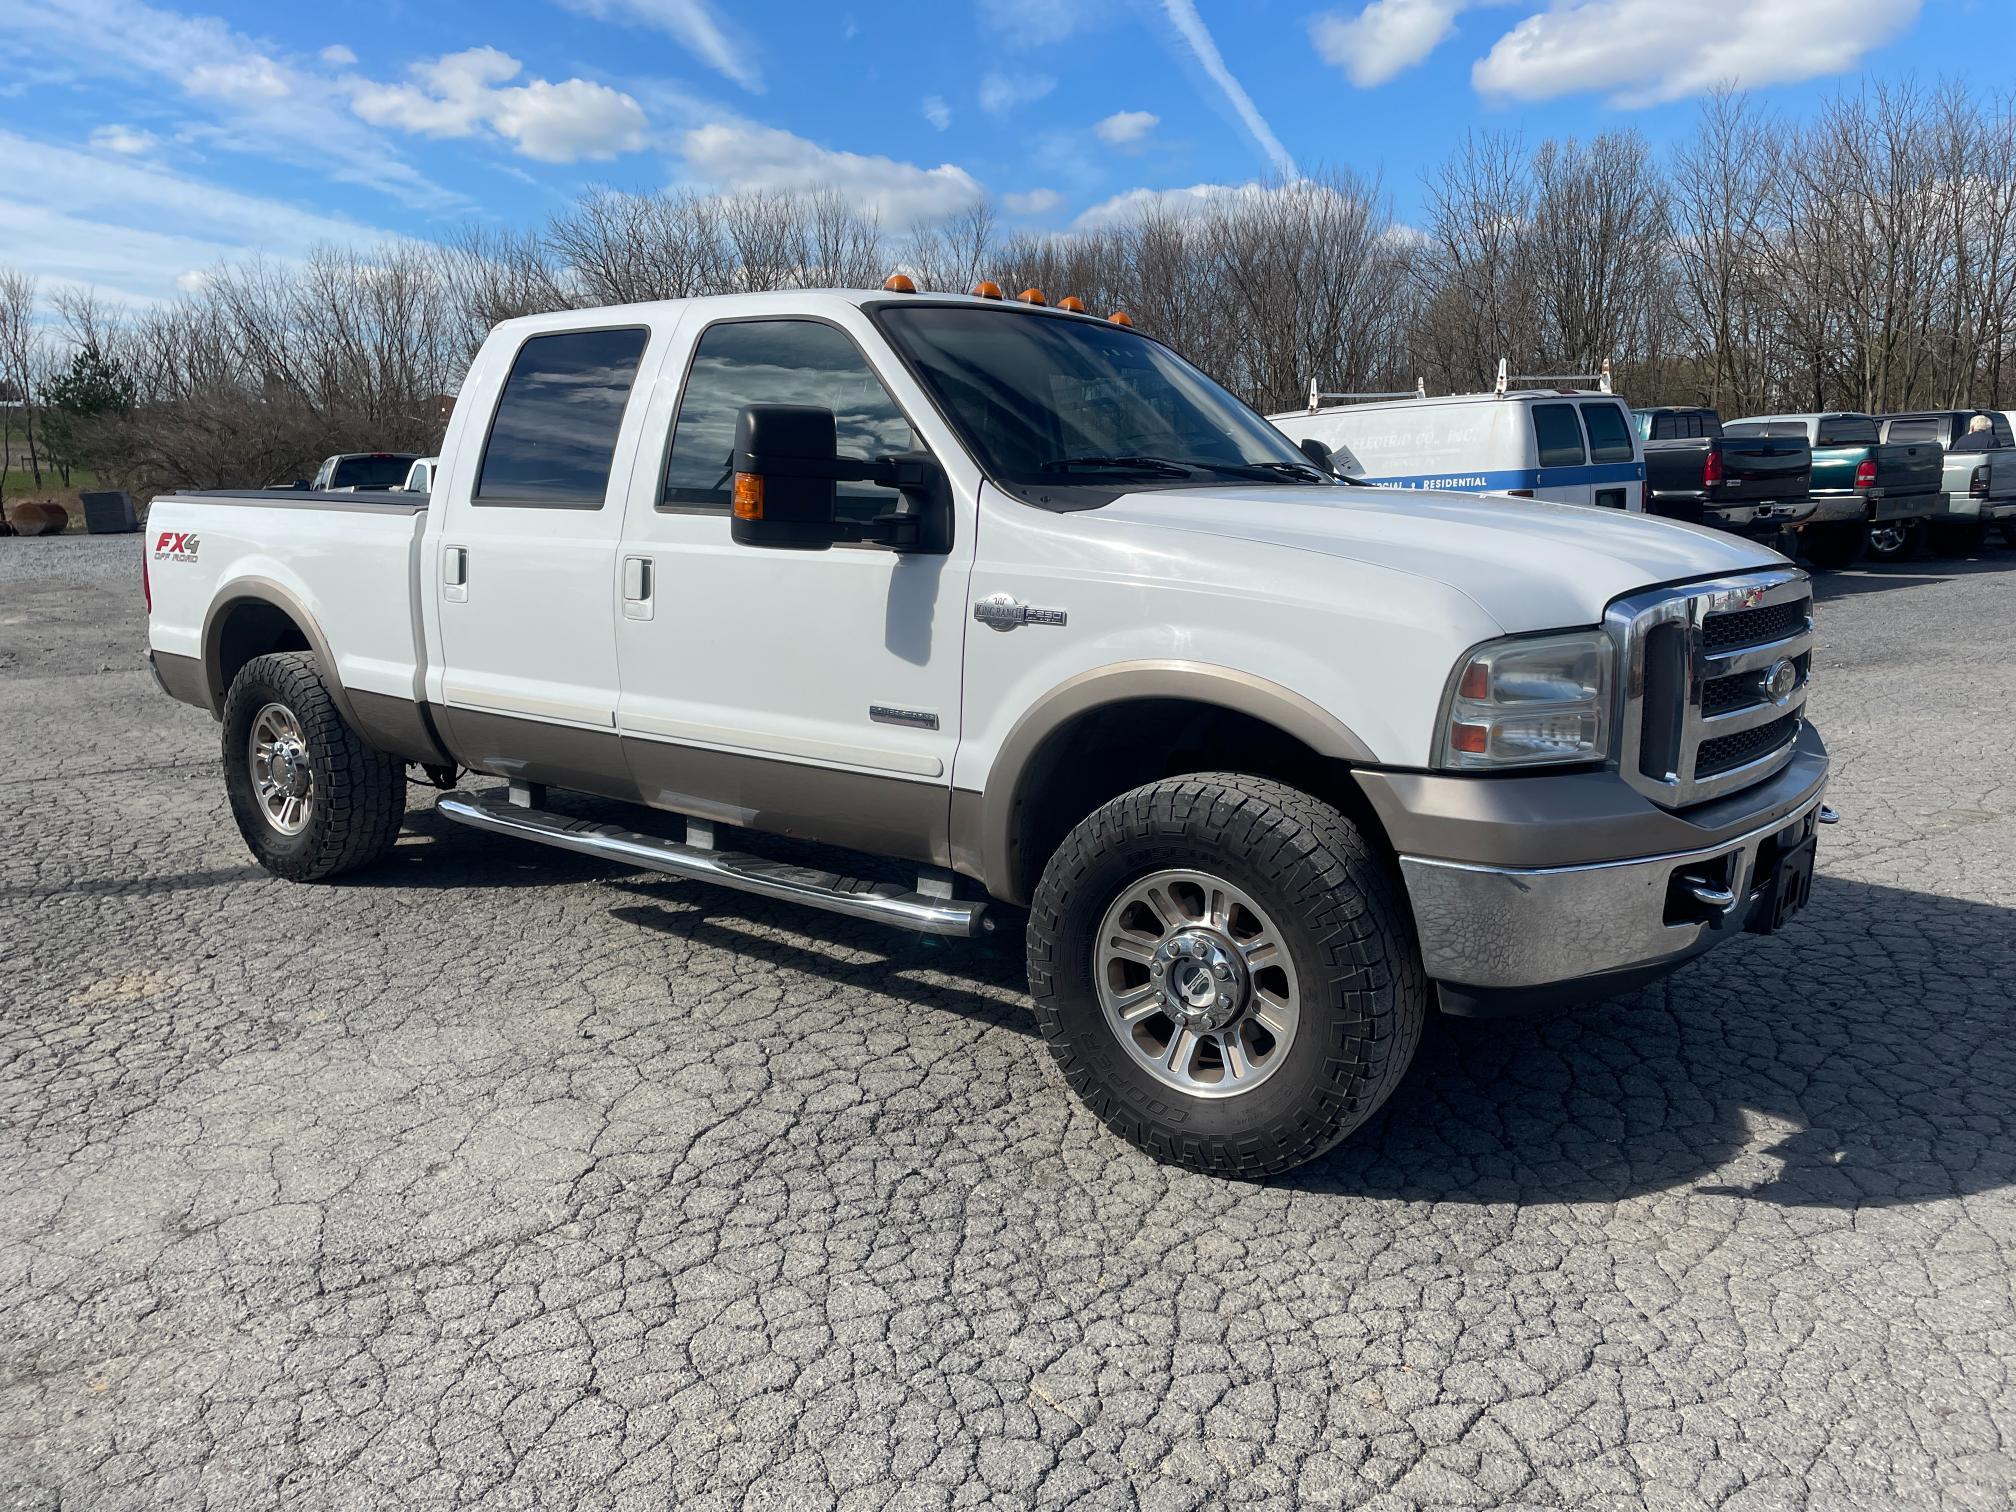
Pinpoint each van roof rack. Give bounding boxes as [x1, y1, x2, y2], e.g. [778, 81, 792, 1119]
[1495, 357, 1613, 395]
[1306, 377, 1427, 413]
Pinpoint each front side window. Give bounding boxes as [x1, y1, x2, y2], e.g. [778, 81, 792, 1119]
[475, 327, 649, 508]
[874, 304, 1331, 505]
[1533, 404, 1586, 467]
[663, 320, 916, 527]
[1579, 402, 1635, 463]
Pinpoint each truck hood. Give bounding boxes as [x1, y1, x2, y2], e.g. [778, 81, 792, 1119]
[1093, 485, 1786, 633]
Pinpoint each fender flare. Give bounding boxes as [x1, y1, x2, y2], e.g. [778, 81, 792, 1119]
[963, 660, 1378, 903]
[200, 577, 363, 732]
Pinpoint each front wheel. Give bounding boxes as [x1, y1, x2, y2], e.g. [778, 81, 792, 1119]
[1864, 519, 1922, 563]
[1026, 774, 1427, 1177]
[222, 651, 406, 881]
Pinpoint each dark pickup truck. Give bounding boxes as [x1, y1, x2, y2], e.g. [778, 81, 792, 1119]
[1725, 413, 1945, 567]
[1632, 407, 1812, 539]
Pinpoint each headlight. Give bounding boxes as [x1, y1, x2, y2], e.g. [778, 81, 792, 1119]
[1438, 631, 1613, 770]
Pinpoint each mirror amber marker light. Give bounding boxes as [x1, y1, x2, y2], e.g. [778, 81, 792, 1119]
[732, 473, 765, 520]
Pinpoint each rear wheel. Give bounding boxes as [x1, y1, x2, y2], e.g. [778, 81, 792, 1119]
[1800, 522, 1864, 571]
[1026, 773, 1426, 1178]
[222, 651, 405, 881]
[1999, 521, 2016, 549]
[1864, 519, 1921, 563]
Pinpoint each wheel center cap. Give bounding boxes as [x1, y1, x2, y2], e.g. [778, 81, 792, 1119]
[272, 743, 310, 797]
[1149, 931, 1247, 1031]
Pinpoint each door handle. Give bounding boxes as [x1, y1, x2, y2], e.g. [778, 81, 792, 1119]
[443, 545, 468, 603]
[622, 555, 654, 621]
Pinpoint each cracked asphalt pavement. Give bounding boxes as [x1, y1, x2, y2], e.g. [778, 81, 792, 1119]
[3, 533, 2013, 1510]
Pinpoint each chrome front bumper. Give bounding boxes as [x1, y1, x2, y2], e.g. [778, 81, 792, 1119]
[1399, 784, 1829, 1009]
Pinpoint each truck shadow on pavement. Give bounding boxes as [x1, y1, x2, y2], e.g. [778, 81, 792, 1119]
[376, 803, 2011, 1213]
[1807, 547, 2014, 602]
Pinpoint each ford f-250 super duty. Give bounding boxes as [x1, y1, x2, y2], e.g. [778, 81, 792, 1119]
[144, 285, 1835, 1177]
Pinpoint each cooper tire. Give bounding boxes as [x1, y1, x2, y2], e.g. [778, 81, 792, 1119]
[222, 651, 405, 881]
[1800, 522, 1864, 571]
[1026, 773, 1427, 1178]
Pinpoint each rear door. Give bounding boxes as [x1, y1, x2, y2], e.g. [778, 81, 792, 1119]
[1576, 399, 1643, 510]
[1530, 402, 1589, 505]
[432, 322, 657, 780]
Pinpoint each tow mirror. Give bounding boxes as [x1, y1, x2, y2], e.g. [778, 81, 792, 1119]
[731, 403, 842, 551]
[1297, 437, 1338, 476]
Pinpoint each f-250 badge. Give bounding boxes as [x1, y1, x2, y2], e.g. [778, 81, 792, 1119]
[973, 593, 1067, 631]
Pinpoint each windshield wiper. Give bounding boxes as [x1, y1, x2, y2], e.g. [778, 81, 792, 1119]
[1186, 460, 1335, 484]
[1039, 455, 1200, 479]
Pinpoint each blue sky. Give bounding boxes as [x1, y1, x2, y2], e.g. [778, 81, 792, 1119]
[0, 0, 2005, 305]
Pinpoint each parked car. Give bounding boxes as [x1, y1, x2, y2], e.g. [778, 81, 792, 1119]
[142, 286, 1832, 1178]
[1876, 410, 2016, 552]
[1632, 407, 1812, 541]
[1269, 362, 1645, 511]
[310, 453, 419, 492]
[1724, 413, 1944, 569]
[400, 456, 439, 494]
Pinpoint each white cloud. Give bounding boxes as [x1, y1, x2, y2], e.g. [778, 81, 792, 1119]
[556, 0, 762, 91]
[1003, 188, 1063, 215]
[1153, 0, 1295, 178]
[1474, 0, 1922, 106]
[319, 43, 357, 66]
[678, 122, 985, 228]
[175, 268, 209, 293]
[1094, 110, 1158, 146]
[89, 124, 158, 154]
[0, 0, 456, 210]
[976, 0, 1118, 44]
[922, 95, 950, 130]
[1070, 179, 1364, 232]
[1311, 0, 1465, 87]
[351, 48, 649, 163]
[0, 131, 399, 304]
[979, 71, 1055, 116]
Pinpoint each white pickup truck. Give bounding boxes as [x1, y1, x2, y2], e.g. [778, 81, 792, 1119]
[144, 286, 1834, 1177]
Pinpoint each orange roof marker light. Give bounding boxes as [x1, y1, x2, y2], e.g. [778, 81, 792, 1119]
[1108, 310, 1134, 326]
[1057, 296, 1086, 313]
[972, 280, 1004, 300]
[1017, 288, 1047, 306]
[882, 273, 917, 293]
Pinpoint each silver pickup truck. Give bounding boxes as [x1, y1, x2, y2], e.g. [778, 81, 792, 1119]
[1877, 410, 2016, 551]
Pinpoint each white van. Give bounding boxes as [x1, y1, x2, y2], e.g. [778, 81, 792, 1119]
[1270, 363, 1646, 512]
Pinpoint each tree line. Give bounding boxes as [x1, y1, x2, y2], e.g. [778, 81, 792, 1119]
[5, 78, 2015, 503]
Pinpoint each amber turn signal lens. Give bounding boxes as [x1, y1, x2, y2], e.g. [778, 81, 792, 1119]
[1057, 296, 1086, 312]
[1457, 663, 1491, 700]
[882, 273, 917, 293]
[1451, 723, 1489, 755]
[732, 473, 764, 520]
[1017, 288, 1047, 305]
[1108, 310, 1133, 326]
[972, 280, 1004, 299]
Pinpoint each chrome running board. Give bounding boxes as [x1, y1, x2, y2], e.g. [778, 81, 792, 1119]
[435, 788, 988, 938]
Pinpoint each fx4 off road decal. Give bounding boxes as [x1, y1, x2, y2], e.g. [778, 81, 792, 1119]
[153, 531, 200, 563]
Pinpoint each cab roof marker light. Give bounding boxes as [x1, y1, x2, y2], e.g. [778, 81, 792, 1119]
[1017, 288, 1047, 306]
[883, 273, 917, 293]
[1108, 310, 1133, 326]
[972, 280, 1004, 300]
[1057, 296, 1086, 313]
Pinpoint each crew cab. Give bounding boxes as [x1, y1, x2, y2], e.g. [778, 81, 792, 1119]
[1724, 413, 1944, 568]
[1876, 410, 2016, 552]
[1633, 408, 1812, 539]
[144, 287, 1834, 1178]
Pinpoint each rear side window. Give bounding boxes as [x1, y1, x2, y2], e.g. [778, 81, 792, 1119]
[1989, 415, 2014, 448]
[1815, 416, 1876, 446]
[1886, 417, 1941, 446]
[1532, 404, 1586, 467]
[663, 319, 916, 528]
[1579, 403, 1635, 463]
[1729, 421, 1812, 439]
[474, 327, 649, 508]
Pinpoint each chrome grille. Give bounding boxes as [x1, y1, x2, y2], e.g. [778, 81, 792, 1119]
[1607, 569, 1814, 808]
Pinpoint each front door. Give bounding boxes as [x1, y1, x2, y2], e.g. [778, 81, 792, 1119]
[612, 309, 975, 867]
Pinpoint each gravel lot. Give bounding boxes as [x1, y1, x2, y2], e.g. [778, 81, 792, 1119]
[3, 532, 2013, 1510]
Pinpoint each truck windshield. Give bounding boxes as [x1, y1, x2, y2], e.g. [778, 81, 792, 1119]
[330, 455, 416, 490]
[875, 305, 1331, 501]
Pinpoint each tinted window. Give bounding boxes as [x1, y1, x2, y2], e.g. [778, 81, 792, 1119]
[876, 305, 1329, 502]
[1533, 404, 1585, 467]
[664, 320, 916, 527]
[1815, 416, 1877, 446]
[330, 455, 415, 489]
[475, 327, 648, 508]
[1728, 421, 1813, 439]
[1994, 415, 2015, 448]
[1579, 402, 1635, 463]
[1886, 417, 1941, 446]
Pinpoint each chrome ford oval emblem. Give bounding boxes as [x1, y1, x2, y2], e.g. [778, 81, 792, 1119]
[1762, 658, 1799, 706]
